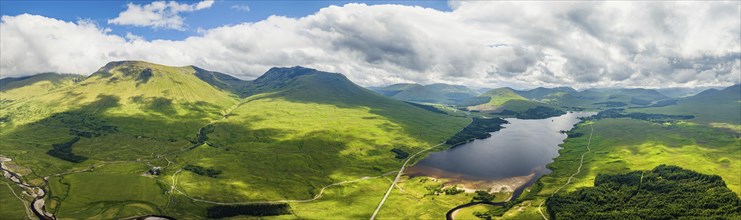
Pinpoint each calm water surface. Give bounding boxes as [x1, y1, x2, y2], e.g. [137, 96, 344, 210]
[410, 112, 595, 182]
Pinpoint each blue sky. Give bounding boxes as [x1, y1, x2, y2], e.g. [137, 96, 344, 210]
[0, 0, 451, 40]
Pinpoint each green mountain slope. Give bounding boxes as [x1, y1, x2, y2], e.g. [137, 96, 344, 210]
[515, 87, 576, 101]
[656, 87, 719, 98]
[631, 84, 741, 124]
[173, 67, 469, 211]
[192, 66, 250, 95]
[0, 72, 84, 101]
[1, 61, 239, 125]
[371, 83, 481, 105]
[468, 87, 547, 112]
[479, 87, 527, 105]
[369, 83, 422, 96]
[0, 63, 469, 219]
[552, 88, 670, 109]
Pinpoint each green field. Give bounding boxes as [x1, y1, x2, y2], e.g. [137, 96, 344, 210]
[288, 175, 394, 219]
[454, 204, 499, 220]
[629, 85, 741, 124]
[47, 172, 168, 219]
[0, 178, 28, 219]
[376, 176, 474, 219]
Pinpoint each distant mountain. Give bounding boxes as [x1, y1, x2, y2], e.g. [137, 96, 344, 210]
[369, 83, 421, 96]
[468, 87, 549, 112]
[551, 88, 670, 108]
[515, 86, 577, 101]
[86, 60, 239, 106]
[0, 72, 82, 90]
[616, 88, 670, 104]
[242, 66, 427, 106]
[0, 72, 84, 100]
[655, 87, 723, 98]
[479, 87, 527, 106]
[631, 84, 741, 124]
[370, 83, 480, 105]
[1, 61, 240, 126]
[476, 88, 492, 94]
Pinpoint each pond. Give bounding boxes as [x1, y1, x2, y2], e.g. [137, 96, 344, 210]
[407, 112, 594, 197]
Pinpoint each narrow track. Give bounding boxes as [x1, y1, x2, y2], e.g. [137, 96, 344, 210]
[537, 124, 593, 220]
[371, 120, 472, 220]
[369, 142, 447, 220]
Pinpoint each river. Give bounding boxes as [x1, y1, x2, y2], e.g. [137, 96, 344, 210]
[407, 112, 594, 200]
[1, 156, 54, 220]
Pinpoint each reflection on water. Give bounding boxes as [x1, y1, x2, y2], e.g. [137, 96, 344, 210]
[408, 112, 594, 184]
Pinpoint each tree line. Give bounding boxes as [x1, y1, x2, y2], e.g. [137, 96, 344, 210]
[546, 165, 741, 219]
[47, 136, 87, 163]
[206, 204, 291, 218]
[497, 106, 566, 119]
[446, 117, 508, 147]
[184, 164, 222, 178]
[586, 108, 694, 123]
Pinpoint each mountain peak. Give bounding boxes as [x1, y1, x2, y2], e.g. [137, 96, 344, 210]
[241, 66, 352, 98]
[486, 87, 516, 93]
[99, 60, 161, 71]
[255, 66, 344, 84]
[91, 60, 196, 81]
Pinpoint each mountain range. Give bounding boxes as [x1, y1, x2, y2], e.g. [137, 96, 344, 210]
[369, 83, 482, 105]
[369, 83, 718, 114]
[0, 61, 739, 219]
[0, 61, 469, 219]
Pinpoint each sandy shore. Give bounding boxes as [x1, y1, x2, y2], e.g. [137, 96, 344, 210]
[406, 165, 536, 193]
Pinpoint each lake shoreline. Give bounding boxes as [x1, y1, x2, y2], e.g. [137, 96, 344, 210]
[406, 112, 595, 219]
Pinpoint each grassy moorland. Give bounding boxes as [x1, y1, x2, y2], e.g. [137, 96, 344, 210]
[166, 68, 469, 218]
[2, 61, 737, 219]
[455, 204, 494, 220]
[375, 176, 473, 219]
[0, 178, 28, 219]
[629, 84, 741, 124]
[46, 171, 168, 219]
[172, 97, 467, 202]
[0, 62, 470, 219]
[502, 118, 741, 219]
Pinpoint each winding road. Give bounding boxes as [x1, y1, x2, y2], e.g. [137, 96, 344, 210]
[370, 120, 472, 220]
[369, 142, 447, 220]
[537, 124, 594, 220]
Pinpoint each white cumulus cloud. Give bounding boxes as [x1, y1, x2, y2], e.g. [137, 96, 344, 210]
[2, 2, 740, 89]
[108, 0, 214, 30]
